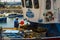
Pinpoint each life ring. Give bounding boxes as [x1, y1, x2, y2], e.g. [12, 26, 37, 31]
[45, 12, 54, 22]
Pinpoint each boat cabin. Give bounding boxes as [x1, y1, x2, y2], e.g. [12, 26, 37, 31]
[21, 0, 59, 23]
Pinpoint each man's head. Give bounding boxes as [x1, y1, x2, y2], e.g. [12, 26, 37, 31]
[16, 17, 18, 20]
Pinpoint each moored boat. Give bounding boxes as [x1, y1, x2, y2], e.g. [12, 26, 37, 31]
[8, 14, 23, 18]
[0, 14, 7, 23]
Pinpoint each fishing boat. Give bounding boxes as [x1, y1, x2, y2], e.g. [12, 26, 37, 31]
[0, 14, 7, 23]
[21, 0, 60, 40]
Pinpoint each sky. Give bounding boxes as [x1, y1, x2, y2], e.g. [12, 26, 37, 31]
[1, 0, 21, 2]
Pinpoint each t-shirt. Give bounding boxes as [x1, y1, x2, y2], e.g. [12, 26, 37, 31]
[20, 20, 24, 25]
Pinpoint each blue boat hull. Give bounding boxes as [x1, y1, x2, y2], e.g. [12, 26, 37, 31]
[28, 22, 60, 37]
[0, 17, 7, 23]
[8, 14, 23, 18]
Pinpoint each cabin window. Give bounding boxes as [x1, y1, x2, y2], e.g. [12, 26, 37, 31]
[33, 0, 39, 9]
[21, 0, 24, 7]
[25, 0, 32, 8]
[46, 0, 51, 10]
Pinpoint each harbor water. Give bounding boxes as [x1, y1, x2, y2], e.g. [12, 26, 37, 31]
[0, 17, 23, 28]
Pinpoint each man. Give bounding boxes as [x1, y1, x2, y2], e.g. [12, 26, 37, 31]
[14, 18, 19, 30]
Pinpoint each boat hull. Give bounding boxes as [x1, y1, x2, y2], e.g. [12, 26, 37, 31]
[8, 14, 23, 18]
[0, 17, 7, 23]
